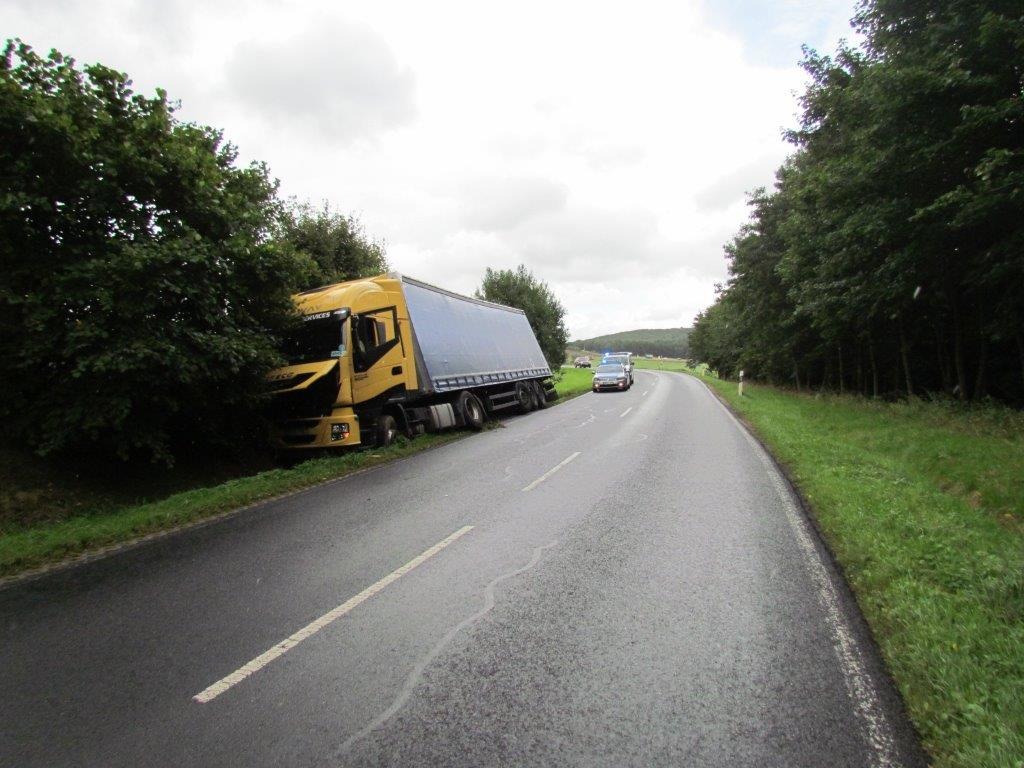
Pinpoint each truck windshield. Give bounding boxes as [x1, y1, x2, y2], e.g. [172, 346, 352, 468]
[283, 315, 347, 365]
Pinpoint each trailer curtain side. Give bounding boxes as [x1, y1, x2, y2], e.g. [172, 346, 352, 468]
[401, 277, 551, 394]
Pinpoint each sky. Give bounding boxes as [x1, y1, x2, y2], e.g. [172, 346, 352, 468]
[7, 0, 857, 339]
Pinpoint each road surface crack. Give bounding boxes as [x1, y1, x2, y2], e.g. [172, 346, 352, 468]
[337, 540, 559, 756]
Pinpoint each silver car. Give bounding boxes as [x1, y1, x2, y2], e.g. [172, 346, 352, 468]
[592, 363, 630, 392]
[601, 353, 634, 384]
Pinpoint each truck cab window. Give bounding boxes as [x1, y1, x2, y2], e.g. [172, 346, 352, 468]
[352, 309, 400, 372]
[284, 315, 346, 365]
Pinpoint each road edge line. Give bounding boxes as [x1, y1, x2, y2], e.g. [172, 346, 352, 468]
[685, 373, 928, 768]
[0, 437, 468, 591]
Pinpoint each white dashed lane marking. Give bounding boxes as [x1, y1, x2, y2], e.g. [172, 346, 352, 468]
[193, 525, 475, 704]
[521, 452, 581, 492]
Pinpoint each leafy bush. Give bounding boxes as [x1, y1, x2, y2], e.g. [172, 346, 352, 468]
[0, 41, 303, 463]
[277, 201, 389, 291]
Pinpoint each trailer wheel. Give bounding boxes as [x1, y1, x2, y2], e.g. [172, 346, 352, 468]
[515, 381, 535, 413]
[375, 414, 398, 447]
[457, 391, 485, 430]
[532, 380, 550, 409]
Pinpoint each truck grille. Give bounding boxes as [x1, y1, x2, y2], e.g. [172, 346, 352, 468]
[265, 372, 315, 391]
[267, 365, 339, 419]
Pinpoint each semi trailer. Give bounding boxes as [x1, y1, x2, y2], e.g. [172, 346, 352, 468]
[266, 273, 556, 449]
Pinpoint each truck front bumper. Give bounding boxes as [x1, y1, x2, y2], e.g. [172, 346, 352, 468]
[271, 409, 363, 449]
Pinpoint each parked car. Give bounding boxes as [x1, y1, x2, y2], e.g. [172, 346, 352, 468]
[573, 356, 592, 368]
[592, 363, 630, 392]
[601, 353, 634, 384]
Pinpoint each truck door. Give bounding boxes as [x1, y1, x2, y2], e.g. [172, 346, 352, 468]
[351, 307, 407, 405]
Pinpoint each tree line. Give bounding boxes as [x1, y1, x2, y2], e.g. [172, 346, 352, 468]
[690, 0, 1023, 403]
[572, 328, 691, 359]
[0, 41, 568, 466]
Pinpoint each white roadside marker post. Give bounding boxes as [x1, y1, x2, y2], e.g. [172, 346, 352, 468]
[738, 369, 745, 397]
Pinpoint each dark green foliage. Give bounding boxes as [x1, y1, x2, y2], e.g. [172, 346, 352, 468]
[0, 41, 303, 463]
[572, 327, 691, 358]
[691, 1, 1024, 403]
[276, 201, 388, 291]
[476, 265, 568, 371]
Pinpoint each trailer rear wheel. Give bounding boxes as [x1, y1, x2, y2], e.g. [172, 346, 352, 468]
[375, 414, 398, 447]
[457, 391, 485, 430]
[515, 381, 535, 413]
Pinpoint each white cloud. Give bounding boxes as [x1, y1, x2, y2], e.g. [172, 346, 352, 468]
[694, 156, 780, 212]
[459, 177, 568, 232]
[5, 0, 853, 339]
[223, 16, 416, 143]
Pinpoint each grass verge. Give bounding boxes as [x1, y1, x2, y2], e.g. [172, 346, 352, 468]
[553, 366, 597, 400]
[633, 357, 690, 373]
[0, 433, 465, 580]
[0, 374, 593, 581]
[699, 375, 1023, 768]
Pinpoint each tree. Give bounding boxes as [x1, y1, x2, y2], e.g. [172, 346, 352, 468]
[276, 201, 388, 291]
[476, 265, 568, 371]
[0, 41, 304, 463]
[690, 297, 744, 379]
[690, 0, 1024, 403]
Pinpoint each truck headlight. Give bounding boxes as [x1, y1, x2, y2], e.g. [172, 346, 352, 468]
[331, 423, 350, 441]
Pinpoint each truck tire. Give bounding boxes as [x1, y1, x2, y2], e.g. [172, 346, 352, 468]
[457, 391, 485, 430]
[375, 414, 398, 447]
[532, 380, 550, 409]
[515, 381, 535, 413]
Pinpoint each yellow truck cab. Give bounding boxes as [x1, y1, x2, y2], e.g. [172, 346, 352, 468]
[266, 274, 554, 450]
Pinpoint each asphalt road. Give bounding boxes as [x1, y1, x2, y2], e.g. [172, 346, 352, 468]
[0, 370, 926, 767]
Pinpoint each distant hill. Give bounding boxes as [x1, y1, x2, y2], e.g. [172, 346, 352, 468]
[571, 327, 692, 358]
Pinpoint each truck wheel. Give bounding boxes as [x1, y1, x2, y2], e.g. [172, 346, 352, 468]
[515, 381, 535, 413]
[533, 380, 550, 409]
[457, 391, 485, 430]
[375, 414, 398, 447]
